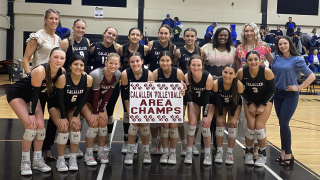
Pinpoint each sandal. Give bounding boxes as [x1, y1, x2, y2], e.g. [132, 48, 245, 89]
[280, 156, 294, 166]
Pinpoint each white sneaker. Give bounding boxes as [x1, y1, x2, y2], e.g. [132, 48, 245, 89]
[56, 158, 68, 172]
[150, 139, 159, 154]
[160, 152, 169, 163]
[68, 157, 78, 171]
[244, 148, 254, 165]
[32, 157, 51, 172]
[184, 151, 193, 164]
[84, 152, 97, 166]
[134, 143, 138, 154]
[214, 150, 223, 163]
[180, 143, 188, 156]
[92, 143, 98, 152]
[104, 141, 111, 152]
[192, 144, 199, 155]
[225, 152, 234, 165]
[143, 151, 152, 163]
[121, 141, 128, 153]
[159, 145, 164, 154]
[124, 151, 134, 165]
[255, 149, 266, 167]
[21, 160, 32, 175]
[76, 148, 83, 157]
[203, 152, 212, 165]
[97, 151, 109, 164]
[64, 146, 71, 158]
[168, 152, 177, 164]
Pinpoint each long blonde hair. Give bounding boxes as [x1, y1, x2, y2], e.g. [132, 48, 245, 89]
[240, 22, 261, 44]
[69, 19, 87, 52]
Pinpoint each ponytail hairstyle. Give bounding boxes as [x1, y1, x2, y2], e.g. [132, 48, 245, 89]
[44, 8, 60, 27]
[106, 52, 121, 62]
[124, 27, 142, 59]
[223, 63, 239, 104]
[70, 19, 87, 52]
[47, 47, 65, 95]
[186, 54, 204, 92]
[158, 24, 173, 54]
[157, 50, 173, 63]
[103, 27, 119, 53]
[183, 27, 200, 55]
[245, 51, 260, 63]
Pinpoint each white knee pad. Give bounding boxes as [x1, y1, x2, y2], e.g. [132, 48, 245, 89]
[35, 129, 46, 140]
[169, 128, 179, 139]
[245, 128, 255, 140]
[70, 131, 81, 144]
[98, 126, 108, 137]
[140, 126, 150, 136]
[197, 120, 201, 128]
[150, 123, 159, 128]
[178, 122, 184, 127]
[228, 128, 237, 139]
[161, 128, 169, 138]
[187, 125, 196, 136]
[86, 127, 98, 139]
[216, 127, 225, 137]
[255, 129, 266, 140]
[107, 116, 114, 125]
[128, 124, 139, 136]
[56, 133, 69, 145]
[123, 112, 129, 123]
[23, 129, 37, 142]
[201, 127, 211, 137]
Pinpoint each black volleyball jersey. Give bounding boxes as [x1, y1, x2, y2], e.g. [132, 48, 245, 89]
[63, 73, 87, 110]
[156, 66, 179, 83]
[65, 37, 89, 70]
[178, 46, 201, 74]
[8, 64, 62, 101]
[121, 44, 145, 71]
[147, 40, 174, 71]
[91, 41, 117, 70]
[217, 77, 234, 105]
[126, 67, 148, 100]
[242, 66, 268, 105]
[189, 70, 209, 105]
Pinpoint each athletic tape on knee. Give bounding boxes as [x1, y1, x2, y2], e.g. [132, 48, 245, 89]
[150, 123, 159, 128]
[201, 127, 211, 137]
[228, 128, 237, 139]
[107, 116, 114, 125]
[23, 129, 37, 141]
[216, 127, 225, 137]
[86, 127, 98, 139]
[128, 124, 139, 136]
[56, 133, 69, 145]
[123, 112, 129, 123]
[169, 128, 179, 138]
[197, 120, 201, 128]
[187, 125, 196, 136]
[98, 126, 108, 137]
[35, 129, 46, 140]
[70, 131, 81, 144]
[140, 126, 150, 136]
[161, 128, 169, 138]
[245, 128, 255, 140]
[255, 129, 266, 140]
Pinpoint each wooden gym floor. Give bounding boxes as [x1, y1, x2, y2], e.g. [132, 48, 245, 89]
[0, 74, 319, 180]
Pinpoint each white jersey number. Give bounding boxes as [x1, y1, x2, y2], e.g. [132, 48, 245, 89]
[71, 95, 77, 102]
[196, 91, 201, 97]
[224, 98, 229, 103]
[102, 56, 106, 64]
[79, 51, 84, 57]
[252, 87, 258, 93]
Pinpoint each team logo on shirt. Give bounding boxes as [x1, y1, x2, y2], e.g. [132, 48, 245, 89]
[67, 89, 84, 94]
[73, 47, 87, 51]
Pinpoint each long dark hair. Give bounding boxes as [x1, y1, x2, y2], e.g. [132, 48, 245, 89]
[158, 25, 173, 54]
[275, 36, 300, 56]
[187, 54, 204, 91]
[184, 28, 200, 55]
[157, 51, 173, 63]
[223, 63, 239, 104]
[212, 28, 232, 52]
[47, 47, 65, 95]
[124, 27, 142, 58]
[128, 51, 144, 65]
[245, 51, 260, 63]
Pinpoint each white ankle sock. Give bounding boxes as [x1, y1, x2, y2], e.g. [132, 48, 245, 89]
[33, 151, 41, 160]
[70, 153, 76, 158]
[163, 148, 169, 153]
[58, 156, 64, 160]
[205, 148, 210, 154]
[22, 151, 30, 162]
[227, 148, 233, 153]
[187, 146, 192, 152]
[143, 144, 149, 152]
[86, 148, 93, 153]
[217, 147, 223, 152]
[98, 146, 104, 153]
[170, 148, 176, 153]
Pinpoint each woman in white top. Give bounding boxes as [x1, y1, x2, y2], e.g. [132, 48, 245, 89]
[23, 8, 61, 74]
[310, 28, 319, 37]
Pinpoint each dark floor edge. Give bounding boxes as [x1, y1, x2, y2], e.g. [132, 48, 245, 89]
[267, 140, 320, 179]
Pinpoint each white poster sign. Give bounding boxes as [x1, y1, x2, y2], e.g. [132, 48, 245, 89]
[129, 83, 183, 123]
[94, 6, 103, 18]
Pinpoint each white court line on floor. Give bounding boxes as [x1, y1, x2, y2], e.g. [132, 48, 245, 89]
[224, 130, 283, 180]
[97, 100, 122, 180]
